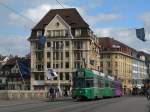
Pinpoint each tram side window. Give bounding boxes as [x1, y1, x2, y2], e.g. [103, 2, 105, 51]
[110, 82, 114, 88]
[86, 80, 93, 87]
[98, 79, 103, 88]
[105, 81, 109, 87]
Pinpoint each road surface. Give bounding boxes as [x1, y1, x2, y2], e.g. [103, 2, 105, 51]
[0, 96, 149, 112]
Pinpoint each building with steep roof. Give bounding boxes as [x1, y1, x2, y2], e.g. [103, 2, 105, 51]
[28, 8, 100, 91]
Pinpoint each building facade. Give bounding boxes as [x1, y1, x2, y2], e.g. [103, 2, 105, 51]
[99, 37, 149, 93]
[132, 52, 150, 89]
[29, 8, 100, 91]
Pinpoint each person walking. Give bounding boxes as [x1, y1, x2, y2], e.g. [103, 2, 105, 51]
[64, 87, 68, 97]
[49, 87, 56, 101]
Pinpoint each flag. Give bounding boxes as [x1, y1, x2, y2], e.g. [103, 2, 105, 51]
[39, 36, 46, 47]
[47, 69, 58, 80]
[136, 28, 146, 41]
[17, 60, 31, 78]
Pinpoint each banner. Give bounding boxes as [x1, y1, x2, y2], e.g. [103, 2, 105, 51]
[39, 36, 46, 47]
[17, 60, 30, 78]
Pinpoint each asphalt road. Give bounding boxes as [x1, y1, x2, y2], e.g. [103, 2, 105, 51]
[0, 96, 149, 112]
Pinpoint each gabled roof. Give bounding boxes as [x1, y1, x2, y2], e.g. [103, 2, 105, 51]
[33, 8, 89, 30]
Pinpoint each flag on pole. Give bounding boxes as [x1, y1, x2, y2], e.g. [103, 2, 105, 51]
[47, 69, 58, 80]
[136, 28, 146, 41]
[16, 59, 30, 89]
[38, 36, 46, 47]
[17, 60, 31, 78]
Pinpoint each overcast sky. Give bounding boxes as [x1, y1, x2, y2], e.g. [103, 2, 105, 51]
[0, 0, 150, 56]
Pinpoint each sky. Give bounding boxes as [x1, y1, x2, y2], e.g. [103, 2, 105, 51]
[0, 0, 150, 56]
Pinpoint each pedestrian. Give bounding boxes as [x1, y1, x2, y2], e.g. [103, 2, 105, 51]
[64, 87, 68, 97]
[49, 87, 56, 101]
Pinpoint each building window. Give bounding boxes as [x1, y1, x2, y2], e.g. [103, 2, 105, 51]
[56, 22, 59, 27]
[65, 73, 69, 80]
[66, 52, 69, 58]
[61, 52, 63, 60]
[75, 29, 81, 37]
[36, 52, 43, 61]
[74, 41, 83, 49]
[56, 52, 59, 60]
[75, 62, 81, 68]
[47, 42, 51, 47]
[47, 52, 51, 58]
[107, 55, 110, 58]
[107, 61, 111, 68]
[54, 30, 60, 37]
[100, 55, 103, 59]
[40, 74, 44, 80]
[53, 52, 56, 60]
[75, 51, 82, 60]
[35, 74, 39, 80]
[0, 79, 2, 83]
[56, 64, 59, 68]
[65, 41, 69, 47]
[60, 30, 66, 36]
[115, 62, 118, 67]
[47, 62, 51, 68]
[47, 30, 51, 37]
[37, 31, 42, 37]
[60, 72, 63, 80]
[36, 65, 43, 71]
[65, 62, 69, 68]
[100, 62, 103, 67]
[60, 63, 63, 68]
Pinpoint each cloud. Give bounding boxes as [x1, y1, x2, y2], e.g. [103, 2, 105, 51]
[0, 34, 29, 56]
[89, 13, 122, 24]
[0, 0, 8, 3]
[139, 12, 150, 38]
[140, 12, 150, 24]
[76, 7, 122, 28]
[8, 3, 71, 29]
[9, 4, 51, 29]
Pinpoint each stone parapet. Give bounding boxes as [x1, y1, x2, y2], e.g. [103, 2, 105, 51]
[0, 90, 47, 100]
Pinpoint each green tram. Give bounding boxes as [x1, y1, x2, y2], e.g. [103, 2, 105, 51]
[72, 68, 117, 100]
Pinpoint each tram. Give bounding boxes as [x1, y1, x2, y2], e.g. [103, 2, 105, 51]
[72, 68, 122, 100]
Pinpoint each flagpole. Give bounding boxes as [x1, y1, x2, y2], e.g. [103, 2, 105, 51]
[16, 60, 26, 90]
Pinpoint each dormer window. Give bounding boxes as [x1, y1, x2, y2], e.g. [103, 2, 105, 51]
[37, 31, 42, 37]
[75, 29, 81, 37]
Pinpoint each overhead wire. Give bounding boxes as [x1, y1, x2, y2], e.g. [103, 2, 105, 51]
[55, 0, 65, 8]
[0, 1, 35, 24]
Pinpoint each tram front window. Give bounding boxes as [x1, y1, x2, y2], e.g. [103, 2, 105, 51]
[85, 79, 93, 88]
[74, 78, 85, 88]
